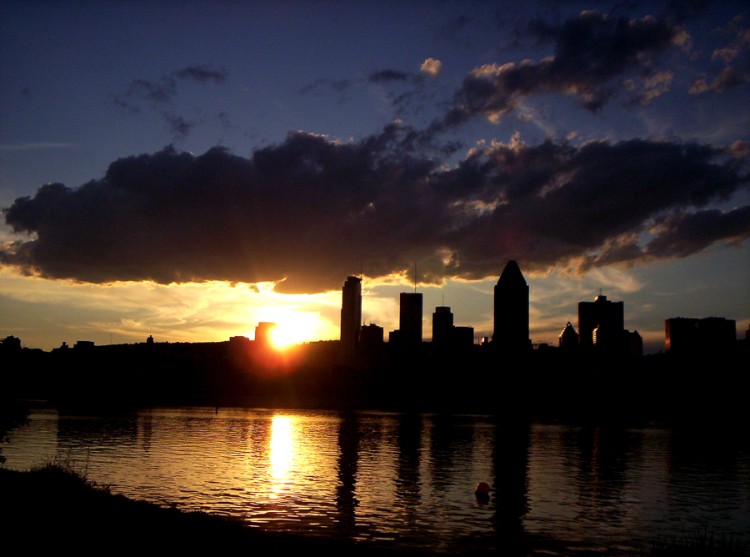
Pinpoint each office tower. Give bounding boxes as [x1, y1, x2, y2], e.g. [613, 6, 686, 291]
[399, 292, 423, 346]
[255, 322, 277, 348]
[432, 306, 454, 346]
[577, 294, 624, 352]
[360, 323, 384, 349]
[340, 275, 362, 355]
[665, 316, 736, 355]
[493, 260, 530, 353]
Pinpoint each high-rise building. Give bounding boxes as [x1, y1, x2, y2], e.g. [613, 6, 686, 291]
[254, 322, 277, 348]
[665, 316, 736, 355]
[360, 323, 384, 349]
[578, 294, 624, 353]
[340, 276, 362, 355]
[432, 306, 454, 346]
[399, 292, 423, 346]
[493, 260, 530, 353]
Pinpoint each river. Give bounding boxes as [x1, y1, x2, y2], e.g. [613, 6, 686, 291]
[3, 406, 749, 555]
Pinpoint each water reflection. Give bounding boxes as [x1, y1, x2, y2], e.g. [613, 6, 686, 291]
[139, 414, 153, 454]
[395, 412, 422, 526]
[575, 426, 637, 531]
[428, 414, 474, 495]
[269, 415, 295, 499]
[492, 419, 530, 550]
[3, 408, 749, 555]
[335, 412, 359, 535]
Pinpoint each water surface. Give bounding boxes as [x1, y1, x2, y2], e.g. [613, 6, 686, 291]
[4, 406, 749, 555]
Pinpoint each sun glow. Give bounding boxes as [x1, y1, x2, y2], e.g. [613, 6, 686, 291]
[260, 310, 321, 349]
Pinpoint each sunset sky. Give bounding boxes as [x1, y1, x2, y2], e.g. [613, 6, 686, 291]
[1, 0, 749, 355]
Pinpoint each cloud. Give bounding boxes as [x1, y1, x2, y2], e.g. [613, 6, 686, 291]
[175, 64, 228, 83]
[368, 69, 411, 83]
[298, 78, 353, 95]
[112, 64, 228, 139]
[443, 10, 683, 125]
[644, 206, 750, 258]
[690, 19, 750, 95]
[420, 58, 443, 77]
[2, 133, 748, 293]
[690, 67, 746, 95]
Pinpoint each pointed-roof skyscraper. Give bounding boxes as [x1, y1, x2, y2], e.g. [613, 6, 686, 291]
[493, 260, 531, 354]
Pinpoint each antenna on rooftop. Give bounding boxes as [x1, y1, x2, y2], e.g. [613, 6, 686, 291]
[414, 262, 418, 292]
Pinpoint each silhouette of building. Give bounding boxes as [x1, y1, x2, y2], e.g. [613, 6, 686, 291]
[452, 326, 475, 349]
[624, 329, 643, 357]
[359, 323, 384, 352]
[432, 306, 474, 352]
[398, 292, 423, 346]
[340, 276, 362, 355]
[254, 322, 277, 348]
[493, 260, 531, 354]
[74, 340, 95, 350]
[665, 317, 736, 356]
[578, 294, 624, 353]
[558, 321, 578, 351]
[432, 306, 454, 346]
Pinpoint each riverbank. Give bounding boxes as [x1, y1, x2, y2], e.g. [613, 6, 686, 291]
[1, 464, 393, 554]
[0, 464, 489, 556]
[3, 464, 747, 557]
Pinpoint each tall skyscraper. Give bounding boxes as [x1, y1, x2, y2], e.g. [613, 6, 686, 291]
[493, 260, 530, 353]
[340, 276, 362, 355]
[399, 292, 423, 346]
[578, 294, 624, 352]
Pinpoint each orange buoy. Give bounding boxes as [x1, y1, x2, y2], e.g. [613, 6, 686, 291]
[475, 481, 490, 502]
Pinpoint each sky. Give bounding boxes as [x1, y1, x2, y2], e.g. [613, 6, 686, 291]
[1, 0, 749, 355]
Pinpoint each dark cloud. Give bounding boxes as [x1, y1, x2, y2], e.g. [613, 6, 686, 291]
[644, 206, 750, 258]
[2, 133, 748, 292]
[175, 64, 227, 83]
[368, 70, 412, 83]
[116, 77, 177, 109]
[112, 65, 228, 140]
[298, 78, 353, 95]
[444, 10, 682, 125]
[690, 20, 750, 94]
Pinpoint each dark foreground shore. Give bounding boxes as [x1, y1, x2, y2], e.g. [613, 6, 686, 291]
[3, 464, 747, 557]
[0, 465, 491, 556]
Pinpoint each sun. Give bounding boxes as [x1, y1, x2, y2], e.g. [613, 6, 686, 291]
[263, 311, 320, 350]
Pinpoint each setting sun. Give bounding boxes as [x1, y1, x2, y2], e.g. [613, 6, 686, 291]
[260, 310, 321, 350]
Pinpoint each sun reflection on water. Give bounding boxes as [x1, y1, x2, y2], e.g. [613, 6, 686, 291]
[269, 415, 295, 499]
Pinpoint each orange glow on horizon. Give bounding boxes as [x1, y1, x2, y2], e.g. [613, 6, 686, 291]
[255, 309, 323, 349]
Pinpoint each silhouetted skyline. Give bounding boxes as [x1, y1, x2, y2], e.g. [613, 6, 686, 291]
[1, 1, 748, 355]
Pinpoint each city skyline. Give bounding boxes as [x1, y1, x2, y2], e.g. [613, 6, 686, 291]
[6, 260, 744, 357]
[1, 1, 749, 355]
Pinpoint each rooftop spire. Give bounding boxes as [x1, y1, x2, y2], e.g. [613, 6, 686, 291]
[497, 259, 527, 287]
